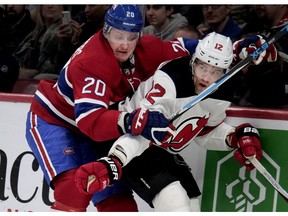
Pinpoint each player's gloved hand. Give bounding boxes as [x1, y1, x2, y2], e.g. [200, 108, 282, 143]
[118, 108, 175, 144]
[74, 157, 122, 195]
[233, 35, 277, 65]
[227, 123, 262, 170]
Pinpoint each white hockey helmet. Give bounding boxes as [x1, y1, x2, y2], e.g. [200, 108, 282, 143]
[191, 32, 233, 70]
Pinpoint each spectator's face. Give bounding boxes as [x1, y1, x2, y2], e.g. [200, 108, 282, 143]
[6, 5, 25, 16]
[84, 5, 109, 23]
[193, 59, 224, 94]
[202, 5, 230, 26]
[255, 5, 283, 26]
[41, 5, 63, 23]
[106, 28, 139, 63]
[145, 5, 173, 28]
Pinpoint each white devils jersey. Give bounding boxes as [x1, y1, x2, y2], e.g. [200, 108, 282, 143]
[110, 57, 234, 166]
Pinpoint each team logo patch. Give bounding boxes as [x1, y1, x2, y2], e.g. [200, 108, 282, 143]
[161, 115, 209, 153]
[63, 147, 75, 154]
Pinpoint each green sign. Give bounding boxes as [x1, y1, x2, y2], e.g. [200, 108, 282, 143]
[201, 129, 288, 212]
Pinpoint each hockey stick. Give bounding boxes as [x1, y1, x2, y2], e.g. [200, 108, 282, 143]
[248, 157, 288, 202]
[169, 24, 288, 122]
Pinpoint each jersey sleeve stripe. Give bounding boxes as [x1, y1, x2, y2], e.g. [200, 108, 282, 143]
[35, 91, 76, 126]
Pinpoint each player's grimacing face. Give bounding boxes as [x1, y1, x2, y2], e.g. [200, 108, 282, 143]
[106, 28, 139, 63]
[193, 60, 224, 94]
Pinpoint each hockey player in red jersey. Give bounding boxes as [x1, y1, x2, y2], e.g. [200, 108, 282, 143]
[75, 32, 269, 211]
[25, 5, 199, 212]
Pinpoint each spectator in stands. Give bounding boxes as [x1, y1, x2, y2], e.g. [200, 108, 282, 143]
[27, 5, 37, 23]
[0, 30, 19, 92]
[173, 25, 201, 39]
[177, 5, 204, 28]
[13, 5, 79, 80]
[68, 5, 86, 24]
[232, 5, 288, 108]
[0, 5, 35, 55]
[80, 5, 110, 44]
[0, 5, 34, 92]
[197, 5, 242, 42]
[56, 5, 110, 71]
[143, 5, 188, 40]
[229, 5, 254, 30]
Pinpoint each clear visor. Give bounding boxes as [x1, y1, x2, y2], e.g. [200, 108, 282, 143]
[193, 60, 225, 80]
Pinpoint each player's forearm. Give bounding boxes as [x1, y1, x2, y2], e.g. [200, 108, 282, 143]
[108, 134, 150, 166]
[195, 122, 234, 151]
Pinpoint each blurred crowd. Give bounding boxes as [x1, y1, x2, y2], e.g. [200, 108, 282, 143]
[0, 4, 287, 109]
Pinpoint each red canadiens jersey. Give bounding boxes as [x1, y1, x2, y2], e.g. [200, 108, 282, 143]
[30, 30, 190, 142]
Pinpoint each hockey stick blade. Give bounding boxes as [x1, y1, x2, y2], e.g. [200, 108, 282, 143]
[170, 24, 288, 122]
[249, 157, 288, 202]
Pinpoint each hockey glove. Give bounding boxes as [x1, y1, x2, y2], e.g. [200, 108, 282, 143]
[119, 108, 175, 144]
[227, 123, 262, 170]
[74, 157, 122, 195]
[233, 35, 277, 65]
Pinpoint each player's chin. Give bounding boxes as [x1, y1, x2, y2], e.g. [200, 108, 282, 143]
[116, 54, 129, 63]
[195, 86, 207, 94]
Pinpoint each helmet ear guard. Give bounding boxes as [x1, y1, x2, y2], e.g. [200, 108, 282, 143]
[103, 22, 112, 37]
[189, 57, 195, 76]
[189, 55, 200, 78]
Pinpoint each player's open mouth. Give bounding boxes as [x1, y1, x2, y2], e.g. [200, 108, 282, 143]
[199, 83, 207, 88]
[116, 51, 128, 57]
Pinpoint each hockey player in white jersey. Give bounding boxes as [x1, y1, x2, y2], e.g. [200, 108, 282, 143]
[75, 32, 263, 211]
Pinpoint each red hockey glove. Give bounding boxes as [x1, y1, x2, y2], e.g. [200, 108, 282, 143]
[233, 35, 277, 65]
[119, 108, 175, 144]
[227, 123, 262, 171]
[74, 157, 122, 195]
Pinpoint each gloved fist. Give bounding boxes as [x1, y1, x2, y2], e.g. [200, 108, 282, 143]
[227, 123, 262, 170]
[119, 108, 175, 144]
[74, 157, 122, 195]
[233, 35, 277, 65]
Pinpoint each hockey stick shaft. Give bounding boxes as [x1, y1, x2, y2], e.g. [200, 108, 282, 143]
[169, 24, 288, 122]
[249, 157, 288, 202]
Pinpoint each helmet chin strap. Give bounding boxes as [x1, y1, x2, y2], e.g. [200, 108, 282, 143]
[103, 23, 112, 37]
[120, 54, 135, 76]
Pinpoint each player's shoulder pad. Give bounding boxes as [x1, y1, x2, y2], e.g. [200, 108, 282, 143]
[159, 56, 195, 98]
